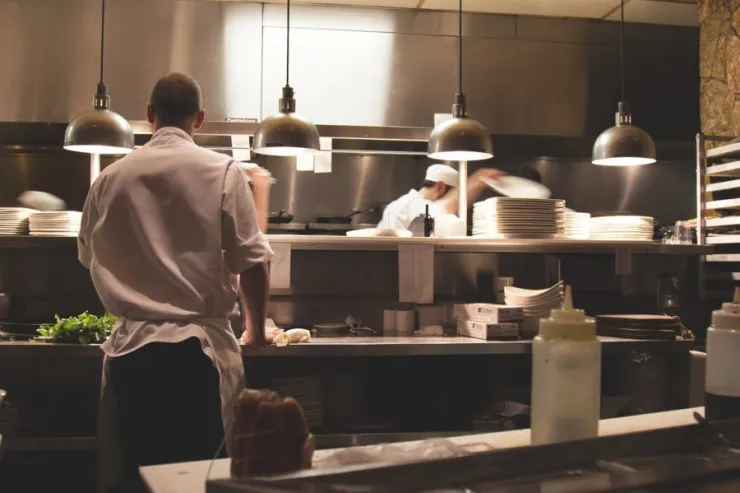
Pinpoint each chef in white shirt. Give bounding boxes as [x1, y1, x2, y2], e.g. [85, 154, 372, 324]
[378, 163, 504, 230]
[78, 73, 273, 493]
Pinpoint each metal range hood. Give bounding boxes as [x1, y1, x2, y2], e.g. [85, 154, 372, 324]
[129, 120, 431, 157]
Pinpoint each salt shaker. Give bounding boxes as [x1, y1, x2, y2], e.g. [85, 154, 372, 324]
[531, 286, 601, 445]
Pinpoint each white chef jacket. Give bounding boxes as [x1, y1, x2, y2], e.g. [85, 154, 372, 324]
[78, 127, 273, 490]
[378, 189, 449, 230]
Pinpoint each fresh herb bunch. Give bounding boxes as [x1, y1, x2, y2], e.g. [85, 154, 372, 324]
[37, 312, 117, 344]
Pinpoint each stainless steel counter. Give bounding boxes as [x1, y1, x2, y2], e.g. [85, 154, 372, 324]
[240, 336, 695, 357]
[0, 336, 695, 359]
[0, 235, 714, 255]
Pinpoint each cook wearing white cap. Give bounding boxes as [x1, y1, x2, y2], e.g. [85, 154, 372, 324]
[378, 164, 504, 230]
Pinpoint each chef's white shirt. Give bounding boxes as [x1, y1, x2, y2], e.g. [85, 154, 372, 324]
[378, 189, 449, 230]
[78, 126, 273, 443]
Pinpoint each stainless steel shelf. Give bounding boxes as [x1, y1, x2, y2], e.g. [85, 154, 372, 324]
[0, 235, 713, 255]
[705, 216, 740, 228]
[0, 338, 696, 359]
[705, 254, 740, 262]
[706, 197, 740, 210]
[706, 179, 740, 192]
[129, 120, 431, 142]
[707, 142, 740, 160]
[706, 160, 740, 177]
[706, 235, 740, 245]
[702, 272, 740, 281]
[240, 336, 694, 357]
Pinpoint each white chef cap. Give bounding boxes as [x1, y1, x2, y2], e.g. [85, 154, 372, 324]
[425, 164, 459, 187]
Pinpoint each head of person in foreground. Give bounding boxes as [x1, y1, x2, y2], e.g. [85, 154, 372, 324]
[147, 72, 206, 136]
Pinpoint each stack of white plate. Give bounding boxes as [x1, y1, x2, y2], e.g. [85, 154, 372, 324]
[564, 211, 591, 239]
[504, 282, 565, 337]
[472, 198, 566, 239]
[271, 375, 324, 429]
[589, 216, 654, 241]
[29, 211, 82, 237]
[0, 208, 36, 235]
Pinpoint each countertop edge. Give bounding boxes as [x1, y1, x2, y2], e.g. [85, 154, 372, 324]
[0, 336, 696, 358]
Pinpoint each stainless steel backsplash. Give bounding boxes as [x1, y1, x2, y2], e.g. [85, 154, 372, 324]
[0, 1, 697, 138]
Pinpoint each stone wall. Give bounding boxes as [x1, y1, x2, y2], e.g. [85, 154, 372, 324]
[699, 0, 740, 137]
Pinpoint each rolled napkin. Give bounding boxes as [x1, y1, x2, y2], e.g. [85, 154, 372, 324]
[231, 389, 315, 478]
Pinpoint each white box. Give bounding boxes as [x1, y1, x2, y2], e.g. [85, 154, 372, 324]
[457, 319, 519, 340]
[453, 303, 523, 323]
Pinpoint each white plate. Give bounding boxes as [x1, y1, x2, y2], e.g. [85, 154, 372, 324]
[476, 198, 564, 206]
[473, 233, 558, 239]
[475, 204, 563, 211]
[506, 297, 563, 309]
[482, 176, 552, 199]
[505, 283, 563, 297]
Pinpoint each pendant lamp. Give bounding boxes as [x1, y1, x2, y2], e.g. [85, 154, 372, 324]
[428, 0, 492, 162]
[64, 0, 133, 155]
[592, 0, 655, 166]
[253, 0, 319, 157]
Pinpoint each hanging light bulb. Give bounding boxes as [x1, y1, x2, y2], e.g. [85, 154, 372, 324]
[64, 0, 133, 155]
[428, 0, 492, 162]
[253, 0, 319, 159]
[592, 0, 655, 166]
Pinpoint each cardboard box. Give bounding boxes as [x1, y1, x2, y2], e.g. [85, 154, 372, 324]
[453, 303, 523, 323]
[457, 319, 519, 340]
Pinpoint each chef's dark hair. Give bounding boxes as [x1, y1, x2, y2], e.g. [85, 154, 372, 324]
[150, 73, 203, 127]
[421, 180, 452, 196]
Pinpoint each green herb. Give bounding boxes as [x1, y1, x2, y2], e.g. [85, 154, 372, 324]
[36, 312, 117, 344]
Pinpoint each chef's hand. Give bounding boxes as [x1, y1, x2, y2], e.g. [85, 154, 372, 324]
[243, 167, 272, 192]
[473, 168, 506, 182]
[241, 323, 281, 346]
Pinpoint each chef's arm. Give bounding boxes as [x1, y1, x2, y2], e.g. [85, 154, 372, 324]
[238, 262, 270, 345]
[245, 171, 272, 233]
[442, 168, 505, 215]
[241, 169, 272, 233]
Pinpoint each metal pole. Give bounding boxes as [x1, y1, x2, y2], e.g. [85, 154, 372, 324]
[90, 153, 101, 186]
[696, 133, 705, 246]
[458, 161, 467, 234]
[696, 133, 706, 301]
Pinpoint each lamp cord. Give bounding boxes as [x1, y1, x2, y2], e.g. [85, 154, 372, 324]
[99, 0, 106, 85]
[458, 0, 463, 96]
[620, 0, 624, 102]
[286, 0, 291, 88]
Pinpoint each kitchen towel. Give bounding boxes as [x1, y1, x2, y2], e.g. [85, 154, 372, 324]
[269, 243, 292, 290]
[398, 244, 434, 304]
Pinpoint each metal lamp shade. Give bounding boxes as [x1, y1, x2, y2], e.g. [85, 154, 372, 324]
[64, 109, 134, 155]
[428, 116, 493, 162]
[592, 123, 656, 166]
[252, 111, 320, 157]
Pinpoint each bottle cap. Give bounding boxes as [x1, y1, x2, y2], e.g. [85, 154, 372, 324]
[712, 287, 740, 330]
[539, 286, 596, 340]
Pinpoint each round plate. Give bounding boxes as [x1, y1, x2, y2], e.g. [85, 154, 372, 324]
[482, 176, 552, 199]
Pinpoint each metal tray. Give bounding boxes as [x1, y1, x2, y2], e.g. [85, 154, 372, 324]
[207, 415, 740, 493]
